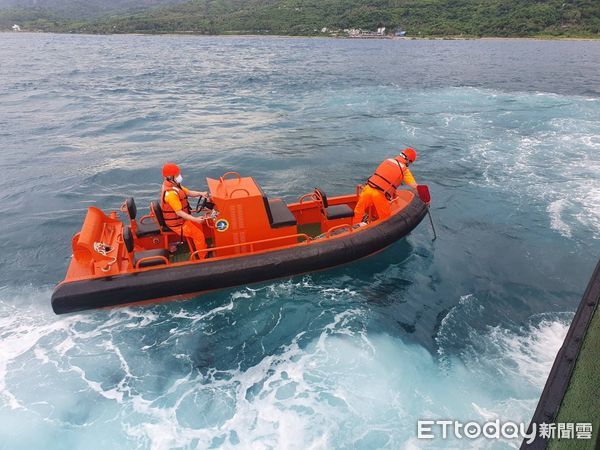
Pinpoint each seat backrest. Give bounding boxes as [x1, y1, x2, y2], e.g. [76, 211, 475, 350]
[125, 197, 137, 220]
[123, 226, 134, 253]
[151, 200, 169, 231]
[255, 184, 275, 225]
[314, 188, 329, 208]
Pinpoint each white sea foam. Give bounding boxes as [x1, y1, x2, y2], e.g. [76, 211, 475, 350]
[114, 314, 567, 448]
[0, 284, 573, 449]
[433, 294, 571, 446]
[548, 199, 572, 238]
[482, 318, 570, 389]
[170, 299, 235, 325]
[0, 289, 81, 410]
[454, 88, 600, 240]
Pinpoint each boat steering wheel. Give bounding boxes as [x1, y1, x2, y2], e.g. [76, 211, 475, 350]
[195, 196, 207, 213]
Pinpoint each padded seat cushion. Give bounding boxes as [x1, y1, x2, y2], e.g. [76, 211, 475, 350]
[134, 249, 170, 268]
[135, 221, 161, 238]
[267, 199, 297, 228]
[325, 204, 354, 220]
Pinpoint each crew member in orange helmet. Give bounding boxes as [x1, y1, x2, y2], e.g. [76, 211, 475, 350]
[353, 148, 418, 223]
[160, 163, 210, 256]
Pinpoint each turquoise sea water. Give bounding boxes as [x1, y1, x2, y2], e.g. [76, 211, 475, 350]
[0, 33, 599, 449]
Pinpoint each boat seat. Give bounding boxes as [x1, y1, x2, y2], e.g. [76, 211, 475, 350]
[135, 221, 162, 238]
[265, 198, 297, 228]
[150, 201, 173, 233]
[325, 204, 355, 220]
[123, 226, 169, 268]
[314, 188, 354, 220]
[124, 197, 161, 237]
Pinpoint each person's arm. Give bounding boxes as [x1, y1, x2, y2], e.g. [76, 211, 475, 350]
[176, 210, 206, 224]
[403, 168, 418, 189]
[165, 191, 206, 224]
[181, 186, 208, 198]
[186, 190, 208, 198]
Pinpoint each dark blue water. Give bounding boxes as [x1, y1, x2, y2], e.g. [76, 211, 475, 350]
[0, 33, 599, 449]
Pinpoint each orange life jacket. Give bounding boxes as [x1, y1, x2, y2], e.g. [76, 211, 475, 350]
[160, 180, 190, 228]
[366, 157, 407, 196]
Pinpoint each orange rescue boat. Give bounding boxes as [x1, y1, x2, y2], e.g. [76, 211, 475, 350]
[51, 172, 430, 314]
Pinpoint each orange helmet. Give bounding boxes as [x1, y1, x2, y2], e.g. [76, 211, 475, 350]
[401, 147, 417, 163]
[162, 163, 180, 177]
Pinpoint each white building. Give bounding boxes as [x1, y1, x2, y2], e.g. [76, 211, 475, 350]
[12, 24, 21, 32]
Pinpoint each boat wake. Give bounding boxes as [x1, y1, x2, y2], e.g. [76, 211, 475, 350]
[0, 284, 571, 449]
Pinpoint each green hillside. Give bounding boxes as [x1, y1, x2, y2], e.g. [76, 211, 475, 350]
[2, 0, 599, 37]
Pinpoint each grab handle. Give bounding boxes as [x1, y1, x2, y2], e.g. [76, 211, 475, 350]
[299, 193, 317, 204]
[219, 171, 242, 184]
[326, 224, 353, 237]
[229, 188, 250, 198]
[135, 256, 169, 269]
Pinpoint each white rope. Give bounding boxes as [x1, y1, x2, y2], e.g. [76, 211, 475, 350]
[93, 242, 110, 255]
[94, 242, 117, 272]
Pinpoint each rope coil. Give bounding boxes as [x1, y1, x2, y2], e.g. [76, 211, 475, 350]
[94, 241, 117, 272]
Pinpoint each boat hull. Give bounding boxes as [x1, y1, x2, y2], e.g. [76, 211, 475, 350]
[52, 196, 428, 314]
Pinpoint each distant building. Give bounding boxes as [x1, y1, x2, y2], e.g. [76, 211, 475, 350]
[321, 27, 328, 33]
[347, 28, 390, 39]
[12, 24, 21, 32]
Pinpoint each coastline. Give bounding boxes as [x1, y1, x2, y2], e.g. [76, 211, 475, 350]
[2, 30, 599, 41]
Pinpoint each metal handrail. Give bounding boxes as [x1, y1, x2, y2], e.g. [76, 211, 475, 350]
[229, 188, 250, 198]
[189, 233, 311, 260]
[135, 255, 169, 269]
[326, 224, 353, 237]
[219, 171, 242, 183]
[139, 214, 157, 225]
[298, 193, 317, 204]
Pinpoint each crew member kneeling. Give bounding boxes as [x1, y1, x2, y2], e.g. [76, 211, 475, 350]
[161, 163, 209, 256]
[353, 148, 418, 223]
